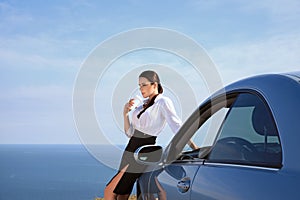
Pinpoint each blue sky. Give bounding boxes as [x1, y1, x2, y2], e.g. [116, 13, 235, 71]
[1, 0, 299, 144]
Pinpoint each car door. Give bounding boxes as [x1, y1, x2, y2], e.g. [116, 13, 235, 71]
[138, 91, 284, 199]
[153, 162, 200, 200]
[140, 95, 231, 200]
[190, 92, 284, 200]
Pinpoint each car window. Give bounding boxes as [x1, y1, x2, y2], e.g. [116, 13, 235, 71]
[183, 108, 229, 152]
[175, 95, 237, 162]
[208, 93, 282, 168]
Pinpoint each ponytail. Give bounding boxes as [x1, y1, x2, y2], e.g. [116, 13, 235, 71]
[158, 83, 163, 94]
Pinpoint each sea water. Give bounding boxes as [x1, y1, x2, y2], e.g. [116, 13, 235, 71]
[0, 144, 126, 200]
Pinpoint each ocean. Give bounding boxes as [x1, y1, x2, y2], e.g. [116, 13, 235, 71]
[0, 144, 127, 200]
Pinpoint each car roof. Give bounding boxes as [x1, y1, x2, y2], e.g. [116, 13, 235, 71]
[212, 71, 300, 170]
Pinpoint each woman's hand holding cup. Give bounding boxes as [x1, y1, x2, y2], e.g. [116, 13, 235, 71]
[123, 95, 142, 116]
[123, 99, 135, 115]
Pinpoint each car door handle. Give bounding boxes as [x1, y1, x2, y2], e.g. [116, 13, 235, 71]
[177, 177, 191, 193]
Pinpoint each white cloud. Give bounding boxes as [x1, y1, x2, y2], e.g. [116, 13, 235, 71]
[0, 84, 72, 101]
[0, 2, 33, 26]
[0, 35, 83, 70]
[189, 0, 300, 25]
[210, 33, 300, 84]
[0, 84, 78, 144]
[241, 0, 300, 22]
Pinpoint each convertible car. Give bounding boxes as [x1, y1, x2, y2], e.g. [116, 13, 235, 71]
[135, 72, 300, 200]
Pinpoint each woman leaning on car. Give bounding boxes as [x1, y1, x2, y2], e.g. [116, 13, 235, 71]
[103, 70, 197, 200]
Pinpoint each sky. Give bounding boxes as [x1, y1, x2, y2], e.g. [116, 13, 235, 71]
[1, 0, 300, 144]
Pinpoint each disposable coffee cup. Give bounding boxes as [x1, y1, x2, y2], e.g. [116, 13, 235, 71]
[131, 95, 143, 110]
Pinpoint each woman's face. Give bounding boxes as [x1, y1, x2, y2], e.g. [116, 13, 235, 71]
[139, 77, 158, 99]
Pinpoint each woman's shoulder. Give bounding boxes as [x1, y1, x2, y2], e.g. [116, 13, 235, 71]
[155, 94, 173, 104]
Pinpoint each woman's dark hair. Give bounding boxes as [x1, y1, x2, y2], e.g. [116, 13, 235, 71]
[137, 70, 163, 119]
[139, 70, 163, 94]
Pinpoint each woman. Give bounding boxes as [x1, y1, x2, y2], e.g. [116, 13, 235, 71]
[104, 70, 197, 200]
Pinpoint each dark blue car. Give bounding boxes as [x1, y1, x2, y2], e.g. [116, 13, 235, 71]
[135, 72, 300, 200]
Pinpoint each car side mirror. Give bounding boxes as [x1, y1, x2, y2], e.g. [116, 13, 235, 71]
[134, 145, 163, 164]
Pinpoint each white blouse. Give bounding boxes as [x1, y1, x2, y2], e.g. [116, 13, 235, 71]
[125, 94, 182, 137]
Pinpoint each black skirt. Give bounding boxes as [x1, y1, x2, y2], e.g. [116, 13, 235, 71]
[108, 130, 157, 195]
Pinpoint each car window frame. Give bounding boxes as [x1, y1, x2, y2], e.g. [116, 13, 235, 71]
[204, 90, 283, 169]
[164, 92, 238, 163]
[165, 90, 282, 170]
